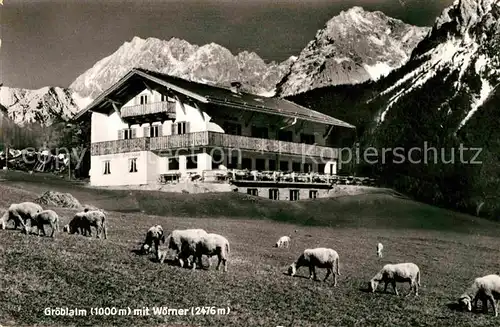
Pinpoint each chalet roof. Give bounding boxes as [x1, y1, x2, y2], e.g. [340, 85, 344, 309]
[73, 68, 355, 129]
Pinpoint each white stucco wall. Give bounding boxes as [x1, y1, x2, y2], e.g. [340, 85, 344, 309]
[90, 151, 149, 186]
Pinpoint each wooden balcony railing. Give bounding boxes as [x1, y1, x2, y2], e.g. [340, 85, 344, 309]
[120, 101, 176, 118]
[149, 131, 338, 159]
[90, 138, 150, 156]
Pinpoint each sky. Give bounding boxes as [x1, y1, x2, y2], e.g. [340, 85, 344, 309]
[0, 0, 453, 89]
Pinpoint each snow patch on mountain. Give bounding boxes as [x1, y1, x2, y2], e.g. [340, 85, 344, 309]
[363, 62, 393, 81]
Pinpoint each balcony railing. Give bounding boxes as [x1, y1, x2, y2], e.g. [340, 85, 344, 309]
[149, 131, 338, 159]
[90, 138, 150, 156]
[120, 101, 176, 118]
[91, 132, 339, 158]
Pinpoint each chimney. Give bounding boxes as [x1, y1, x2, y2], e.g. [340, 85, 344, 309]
[230, 81, 242, 94]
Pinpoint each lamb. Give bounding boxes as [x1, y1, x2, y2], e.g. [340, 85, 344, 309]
[377, 242, 384, 258]
[458, 274, 500, 316]
[160, 229, 207, 264]
[274, 235, 291, 248]
[30, 209, 60, 237]
[141, 225, 165, 258]
[178, 233, 230, 272]
[64, 210, 108, 239]
[369, 262, 421, 296]
[288, 248, 341, 286]
[1, 202, 43, 233]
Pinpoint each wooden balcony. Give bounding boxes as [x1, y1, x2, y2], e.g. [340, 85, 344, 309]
[149, 131, 338, 159]
[90, 138, 150, 156]
[120, 101, 176, 124]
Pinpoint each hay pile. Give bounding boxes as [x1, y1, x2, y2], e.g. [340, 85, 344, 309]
[35, 191, 82, 209]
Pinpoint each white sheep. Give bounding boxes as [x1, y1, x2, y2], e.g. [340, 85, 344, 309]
[288, 248, 341, 286]
[458, 274, 500, 316]
[64, 210, 107, 239]
[141, 225, 165, 258]
[274, 235, 291, 248]
[377, 242, 384, 258]
[30, 209, 60, 237]
[179, 233, 230, 272]
[1, 202, 43, 233]
[369, 262, 421, 296]
[161, 229, 207, 265]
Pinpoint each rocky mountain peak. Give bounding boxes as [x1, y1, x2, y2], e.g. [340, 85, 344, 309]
[276, 7, 431, 97]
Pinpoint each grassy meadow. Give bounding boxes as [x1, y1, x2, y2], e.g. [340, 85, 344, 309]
[0, 170, 499, 327]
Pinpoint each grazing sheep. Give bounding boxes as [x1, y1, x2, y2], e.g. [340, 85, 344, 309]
[288, 248, 341, 286]
[161, 229, 207, 264]
[459, 274, 500, 316]
[274, 235, 291, 248]
[377, 242, 384, 258]
[369, 262, 421, 296]
[64, 210, 107, 239]
[141, 225, 165, 258]
[178, 233, 230, 272]
[31, 209, 60, 237]
[1, 202, 43, 233]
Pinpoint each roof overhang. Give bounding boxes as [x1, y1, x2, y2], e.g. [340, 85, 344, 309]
[73, 68, 355, 130]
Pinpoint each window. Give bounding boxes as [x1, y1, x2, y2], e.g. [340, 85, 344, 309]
[103, 161, 110, 175]
[228, 155, 239, 169]
[280, 160, 289, 171]
[242, 158, 252, 170]
[247, 188, 258, 196]
[223, 122, 242, 135]
[278, 130, 293, 142]
[290, 190, 300, 201]
[186, 156, 198, 169]
[292, 162, 301, 172]
[269, 189, 279, 200]
[172, 121, 189, 135]
[309, 190, 318, 199]
[120, 128, 136, 140]
[304, 163, 313, 173]
[212, 152, 223, 169]
[318, 163, 326, 174]
[268, 159, 276, 171]
[251, 126, 268, 139]
[168, 157, 179, 170]
[300, 133, 315, 145]
[151, 125, 161, 137]
[161, 94, 168, 102]
[140, 95, 148, 105]
[128, 158, 138, 173]
[255, 158, 266, 171]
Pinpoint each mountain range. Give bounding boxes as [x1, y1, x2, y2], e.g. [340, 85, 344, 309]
[288, 0, 499, 219]
[0, 6, 429, 126]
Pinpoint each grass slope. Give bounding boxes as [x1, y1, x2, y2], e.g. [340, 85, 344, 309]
[1, 170, 500, 326]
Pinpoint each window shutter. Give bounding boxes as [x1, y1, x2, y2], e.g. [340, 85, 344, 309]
[118, 129, 124, 140]
[158, 125, 163, 137]
[171, 123, 177, 135]
[185, 122, 190, 134]
[131, 128, 137, 138]
[143, 126, 150, 138]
